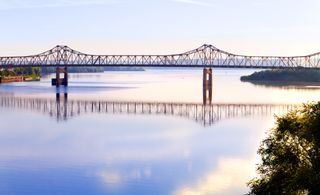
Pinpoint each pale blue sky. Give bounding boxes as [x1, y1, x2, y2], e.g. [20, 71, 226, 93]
[0, 0, 319, 56]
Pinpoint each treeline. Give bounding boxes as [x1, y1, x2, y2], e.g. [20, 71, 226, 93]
[0, 67, 103, 78]
[241, 68, 320, 83]
[104, 67, 145, 71]
[0, 67, 40, 78]
[41, 67, 104, 74]
[1, 66, 145, 78]
[42, 66, 144, 73]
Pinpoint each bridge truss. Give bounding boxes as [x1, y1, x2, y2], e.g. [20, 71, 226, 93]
[0, 44, 319, 68]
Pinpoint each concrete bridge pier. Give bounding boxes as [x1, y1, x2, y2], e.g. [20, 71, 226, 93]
[52, 66, 68, 87]
[203, 68, 212, 105]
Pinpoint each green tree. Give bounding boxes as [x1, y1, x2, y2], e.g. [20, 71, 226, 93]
[248, 102, 320, 195]
[0, 69, 15, 77]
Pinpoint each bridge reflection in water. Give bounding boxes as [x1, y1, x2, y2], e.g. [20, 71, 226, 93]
[0, 93, 296, 126]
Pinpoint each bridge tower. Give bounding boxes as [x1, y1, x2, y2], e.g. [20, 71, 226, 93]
[203, 68, 212, 105]
[52, 66, 68, 87]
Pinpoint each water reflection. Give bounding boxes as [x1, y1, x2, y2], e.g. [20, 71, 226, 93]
[244, 81, 320, 90]
[0, 69, 316, 194]
[0, 93, 295, 126]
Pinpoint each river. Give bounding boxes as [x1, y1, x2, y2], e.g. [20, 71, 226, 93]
[0, 68, 319, 194]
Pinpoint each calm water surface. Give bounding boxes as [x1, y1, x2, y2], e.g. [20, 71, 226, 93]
[0, 68, 319, 195]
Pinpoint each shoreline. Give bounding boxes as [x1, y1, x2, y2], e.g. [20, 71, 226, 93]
[0, 76, 40, 83]
[240, 69, 320, 86]
[241, 80, 320, 87]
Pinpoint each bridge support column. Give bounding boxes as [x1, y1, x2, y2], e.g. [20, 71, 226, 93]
[64, 66, 68, 87]
[55, 67, 61, 87]
[203, 68, 212, 105]
[52, 66, 68, 87]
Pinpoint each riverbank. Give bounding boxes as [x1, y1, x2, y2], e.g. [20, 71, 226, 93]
[240, 68, 320, 86]
[0, 76, 40, 83]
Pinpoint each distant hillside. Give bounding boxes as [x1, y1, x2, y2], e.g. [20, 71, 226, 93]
[240, 68, 320, 85]
[41, 67, 104, 74]
[104, 67, 145, 71]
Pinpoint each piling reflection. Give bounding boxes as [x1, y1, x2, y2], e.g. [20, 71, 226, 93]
[203, 68, 213, 105]
[0, 93, 296, 126]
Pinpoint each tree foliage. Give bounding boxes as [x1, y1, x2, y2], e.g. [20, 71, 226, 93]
[0, 69, 16, 77]
[0, 67, 40, 78]
[41, 67, 104, 74]
[248, 102, 320, 194]
[15, 67, 40, 78]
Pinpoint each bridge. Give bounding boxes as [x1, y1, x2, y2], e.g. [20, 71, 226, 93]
[1, 44, 319, 68]
[0, 44, 319, 87]
[0, 93, 296, 126]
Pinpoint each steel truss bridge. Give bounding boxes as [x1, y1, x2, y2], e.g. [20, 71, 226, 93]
[0, 95, 296, 126]
[0, 44, 319, 68]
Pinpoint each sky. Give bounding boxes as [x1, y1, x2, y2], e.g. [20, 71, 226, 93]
[0, 0, 319, 56]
